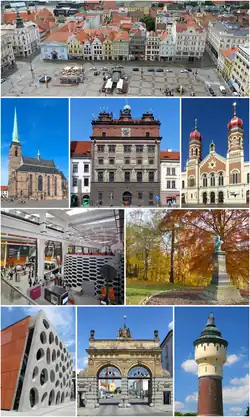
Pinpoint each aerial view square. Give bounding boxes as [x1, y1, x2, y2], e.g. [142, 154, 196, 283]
[1, 0, 249, 97]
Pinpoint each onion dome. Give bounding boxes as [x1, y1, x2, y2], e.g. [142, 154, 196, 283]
[190, 119, 201, 140]
[227, 102, 243, 130]
[193, 313, 228, 348]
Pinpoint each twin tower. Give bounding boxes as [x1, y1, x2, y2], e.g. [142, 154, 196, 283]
[194, 313, 228, 416]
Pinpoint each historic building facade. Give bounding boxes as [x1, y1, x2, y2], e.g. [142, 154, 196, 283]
[90, 105, 162, 207]
[70, 141, 92, 207]
[194, 313, 228, 416]
[8, 109, 68, 200]
[181, 103, 249, 206]
[77, 322, 172, 411]
[160, 150, 180, 206]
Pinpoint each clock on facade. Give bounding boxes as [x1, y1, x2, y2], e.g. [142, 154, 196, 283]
[121, 128, 131, 137]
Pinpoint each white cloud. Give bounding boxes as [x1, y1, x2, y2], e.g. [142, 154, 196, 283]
[223, 374, 249, 404]
[7, 307, 13, 311]
[229, 407, 243, 412]
[181, 359, 198, 375]
[185, 391, 198, 403]
[175, 401, 184, 411]
[225, 354, 242, 367]
[23, 306, 75, 341]
[230, 374, 249, 386]
[168, 321, 173, 330]
[64, 338, 75, 348]
[78, 356, 88, 371]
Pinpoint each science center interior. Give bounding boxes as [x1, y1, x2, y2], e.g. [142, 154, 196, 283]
[1, 208, 124, 306]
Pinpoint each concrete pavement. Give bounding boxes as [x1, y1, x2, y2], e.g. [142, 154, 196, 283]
[78, 404, 172, 416]
[1, 199, 69, 208]
[1, 401, 75, 416]
[2, 53, 232, 98]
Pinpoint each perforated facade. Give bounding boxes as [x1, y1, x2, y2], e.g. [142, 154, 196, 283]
[1, 311, 74, 413]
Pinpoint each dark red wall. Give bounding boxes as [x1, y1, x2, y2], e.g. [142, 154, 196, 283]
[198, 376, 223, 416]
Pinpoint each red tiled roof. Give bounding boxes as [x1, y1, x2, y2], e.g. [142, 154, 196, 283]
[45, 31, 70, 43]
[114, 31, 130, 41]
[71, 141, 92, 156]
[4, 11, 36, 23]
[1, 186, 8, 191]
[220, 48, 238, 57]
[160, 151, 180, 160]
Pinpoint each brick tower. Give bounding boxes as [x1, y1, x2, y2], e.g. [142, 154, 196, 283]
[194, 313, 228, 416]
[227, 102, 244, 186]
[8, 108, 22, 198]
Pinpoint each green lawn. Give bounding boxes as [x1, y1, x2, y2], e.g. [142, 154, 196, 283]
[126, 280, 183, 305]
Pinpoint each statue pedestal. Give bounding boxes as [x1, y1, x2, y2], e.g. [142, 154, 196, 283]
[203, 251, 242, 303]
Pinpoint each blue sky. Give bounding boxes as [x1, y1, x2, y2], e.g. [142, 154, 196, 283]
[77, 306, 173, 371]
[175, 307, 249, 417]
[181, 98, 249, 170]
[1, 306, 76, 369]
[1, 98, 69, 185]
[70, 98, 180, 152]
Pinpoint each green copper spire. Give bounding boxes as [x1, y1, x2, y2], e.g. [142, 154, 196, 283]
[16, 7, 24, 28]
[12, 107, 20, 143]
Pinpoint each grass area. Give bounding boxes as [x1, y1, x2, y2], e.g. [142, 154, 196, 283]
[126, 280, 184, 305]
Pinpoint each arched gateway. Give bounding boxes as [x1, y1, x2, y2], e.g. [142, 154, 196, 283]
[78, 323, 172, 411]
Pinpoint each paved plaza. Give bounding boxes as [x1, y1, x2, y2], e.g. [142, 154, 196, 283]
[78, 404, 172, 416]
[2, 53, 232, 97]
[1, 199, 69, 208]
[1, 401, 75, 416]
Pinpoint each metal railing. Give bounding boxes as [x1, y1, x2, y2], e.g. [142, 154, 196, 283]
[1, 276, 37, 305]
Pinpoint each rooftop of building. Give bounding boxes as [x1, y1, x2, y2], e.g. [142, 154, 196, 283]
[160, 151, 180, 160]
[210, 20, 249, 35]
[1, 186, 8, 191]
[71, 141, 92, 156]
[220, 47, 238, 60]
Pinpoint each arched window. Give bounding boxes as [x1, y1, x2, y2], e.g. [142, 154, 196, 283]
[15, 147, 18, 157]
[191, 148, 193, 156]
[29, 174, 32, 195]
[54, 176, 57, 196]
[195, 148, 198, 156]
[232, 171, 238, 184]
[38, 175, 43, 192]
[218, 172, 224, 186]
[182, 180, 185, 188]
[48, 176, 50, 196]
[202, 175, 207, 187]
[189, 176, 195, 187]
[233, 136, 236, 146]
[247, 173, 249, 184]
[210, 173, 215, 187]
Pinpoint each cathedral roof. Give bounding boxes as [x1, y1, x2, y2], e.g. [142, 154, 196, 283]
[22, 156, 56, 167]
[17, 165, 62, 175]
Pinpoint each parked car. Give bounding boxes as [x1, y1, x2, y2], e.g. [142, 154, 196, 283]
[1, 78, 6, 83]
[232, 91, 239, 96]
[208, 86, 216, 96]
[94, 71, 100, 76]
[90, 67, 97, 71]
[180, 69, 189, 73]
[133, 68, 139, 71]
[156, 68, 164, 72]
[148, 68, 155, 72]
[219, 85, 227, 95]
[101, 67, 108, 71]
[165, 69, 173, 72]
[190, 92, 195, 96]
[39, 76, 51, 83]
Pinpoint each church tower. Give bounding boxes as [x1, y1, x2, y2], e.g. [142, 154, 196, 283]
[189, 119, 202, 162]
[227, 102, 244, 185]
[8, 108, 22, 198]
[194, 313, 228, 416]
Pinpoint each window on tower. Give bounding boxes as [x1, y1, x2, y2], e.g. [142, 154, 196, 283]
[15, 147, 18, 157]
[189, 176, 195, 187]
[195, 148, 198, 156]
[232, 171, 238, 184]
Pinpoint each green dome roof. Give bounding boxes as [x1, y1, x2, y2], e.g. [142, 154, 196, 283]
[193, 313, 228, 347]
[123, 104, 131, 112]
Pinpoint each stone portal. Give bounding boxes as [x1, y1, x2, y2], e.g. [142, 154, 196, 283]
[78, 322, 172, 411]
